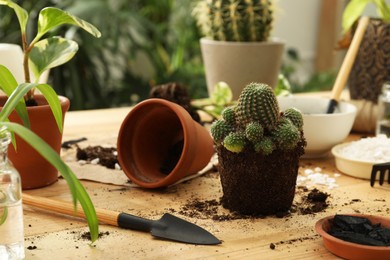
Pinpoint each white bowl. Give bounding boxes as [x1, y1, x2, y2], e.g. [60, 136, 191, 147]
[278, 96, 357, 158]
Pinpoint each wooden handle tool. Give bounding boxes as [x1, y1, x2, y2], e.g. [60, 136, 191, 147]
[326, 16, 370, 113]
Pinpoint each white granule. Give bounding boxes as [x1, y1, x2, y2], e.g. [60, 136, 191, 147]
[90, 158, 100, 165]
[297, 167, 339, 189]
[337, 135, 390, 162]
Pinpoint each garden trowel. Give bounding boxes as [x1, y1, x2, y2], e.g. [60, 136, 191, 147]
[22, 193, 221, 245]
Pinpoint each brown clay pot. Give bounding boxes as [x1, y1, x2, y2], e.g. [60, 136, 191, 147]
[0, 95, 70, 189]
[117, 98, 214, 188]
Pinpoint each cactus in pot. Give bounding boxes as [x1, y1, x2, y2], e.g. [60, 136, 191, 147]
[211, 82, 306, 215]
[193, 0, 274, 42]
[192, 0, 284, 99]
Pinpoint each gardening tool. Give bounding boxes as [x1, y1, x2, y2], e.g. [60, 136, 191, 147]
[326, 16, 370, 114]
[22, 193, 221, 245]
[370, 162, 390, 187]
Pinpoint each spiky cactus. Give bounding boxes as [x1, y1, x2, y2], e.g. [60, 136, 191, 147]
[193, 0, 274, 42]
[210, 82, 304, 154]
[235, 82, 279, 130]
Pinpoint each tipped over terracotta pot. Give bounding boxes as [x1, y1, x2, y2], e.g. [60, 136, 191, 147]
[117, 98, 214, 188]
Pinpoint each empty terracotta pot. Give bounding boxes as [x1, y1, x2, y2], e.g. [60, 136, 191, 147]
[117, 98, 214, 188]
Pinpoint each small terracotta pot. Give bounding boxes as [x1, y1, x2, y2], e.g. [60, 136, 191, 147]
[0, 95, 70, 189]
[117, 98, 214, 188]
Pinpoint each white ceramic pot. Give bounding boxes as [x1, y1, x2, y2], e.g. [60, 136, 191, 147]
[200, 38, 285, 100]
[0, 43, 49, 84]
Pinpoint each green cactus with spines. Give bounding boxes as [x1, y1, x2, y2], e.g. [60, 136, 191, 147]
[223, 132, 246, 153]
[284, 107, 304, 130]
[245, 122, 263, 143]
[235, 82, 279, 130]
[254, 136, 274, 155]
[221, 106, 236, 124]
[211, 120, 235, 143]
[211, 82, 304, 153]
[193, 0, 274, 42]
[272, 120, 301, 150]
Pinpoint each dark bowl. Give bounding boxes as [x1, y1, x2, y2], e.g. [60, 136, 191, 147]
[315, 214, 390, 259]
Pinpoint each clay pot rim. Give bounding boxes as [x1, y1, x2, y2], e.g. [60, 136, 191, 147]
[0, 94, 70, 110]
[315, 214, 390, 257]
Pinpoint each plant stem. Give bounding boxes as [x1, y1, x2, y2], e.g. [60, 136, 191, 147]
[21, 33, 34, 101]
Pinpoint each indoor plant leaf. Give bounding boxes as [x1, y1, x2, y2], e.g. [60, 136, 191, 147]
[0, 122, 99, 242]
[29, 37, 78, 83]
[342, 0, 371, 33]
[35, 84, 63, 133]
[0, 65, 29, 128]
[34, 7, 101, 43]
[0, 0, 28, 34]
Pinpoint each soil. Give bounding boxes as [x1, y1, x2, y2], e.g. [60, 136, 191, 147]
[149, 82, 201, 124]
[76, 145, 118, 169]
[80, 231, 110, 241]
[177, 186, 329, 221]
[216, 136, 306, 215]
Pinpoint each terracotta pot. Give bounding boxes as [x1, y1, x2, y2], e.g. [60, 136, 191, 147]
[316, 214, 390, 259]
[217, 142, 304, 215]
[0, 95, 70, 189]
[200, 38, 285, 100]
[117, 98, 214, 188]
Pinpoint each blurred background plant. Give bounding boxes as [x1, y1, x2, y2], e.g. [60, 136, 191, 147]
[1, 0, 335, 110]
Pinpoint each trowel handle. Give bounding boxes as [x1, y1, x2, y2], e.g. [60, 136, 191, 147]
[22, 193, 119, 227]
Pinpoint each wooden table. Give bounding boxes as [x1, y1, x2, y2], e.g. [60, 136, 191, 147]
[23, 106, 390, 259]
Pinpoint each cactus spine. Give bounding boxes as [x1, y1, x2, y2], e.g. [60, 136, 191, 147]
[193, 0, 274, 42]
[210, 82, 304, 154]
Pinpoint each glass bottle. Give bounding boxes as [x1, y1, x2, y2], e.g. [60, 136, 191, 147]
[0, 127, 24, 260]
[376, 82, 390, 137]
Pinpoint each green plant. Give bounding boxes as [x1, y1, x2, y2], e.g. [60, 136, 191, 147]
[342, 0, 390, 33]
[192, 0, 274, 42]
[0, 0, 101, 242]
[210, 82, 304, 154]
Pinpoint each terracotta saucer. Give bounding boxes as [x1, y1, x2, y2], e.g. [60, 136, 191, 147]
[315, 214, 390, 259]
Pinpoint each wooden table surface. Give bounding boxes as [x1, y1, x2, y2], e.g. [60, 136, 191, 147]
[22, 105, 390, 259]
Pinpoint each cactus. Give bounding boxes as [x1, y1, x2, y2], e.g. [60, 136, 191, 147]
[235, 82, 279, 130]
[272, 120, 301, 150]
[245, 122, 263, 142]
[284, 107, 304, 130]
[223, 132, 246, 153]
[221, 106, 236, 124]
[193, 0, 274, 42]
[211, 82, 305, 154]
[211, 120, 235, 142]
[254, 136, 274, 155]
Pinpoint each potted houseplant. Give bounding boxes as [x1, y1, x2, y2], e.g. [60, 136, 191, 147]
[0, 0, 100, 241]
[210, 82, 306, 215]
[342, 0, 390, 103]
[192, 0, 284, 100]
[0, 1, 101, 189]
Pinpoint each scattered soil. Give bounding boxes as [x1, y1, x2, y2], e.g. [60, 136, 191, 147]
[178, 186, 329, 221]
[26, 245, 37, 250]
[80, 231, 110, 241]
[76, 145, 118, 169]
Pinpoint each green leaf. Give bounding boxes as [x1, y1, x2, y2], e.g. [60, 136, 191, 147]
[211, 81, 233, 106]
[1, 122, 99, 242]
[34, 7, 101, 43]
[0, 69, 30, 128]
[29, 37, 78, 82]
[35, 84, 63, 133]
[342, 0, 371, 33]
[0, 206, 8, 226]
[0, 0, 28, 34]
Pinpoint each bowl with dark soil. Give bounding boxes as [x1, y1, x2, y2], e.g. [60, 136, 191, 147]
[315, 214, 390, 259]
[211, 82, 306, 215]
